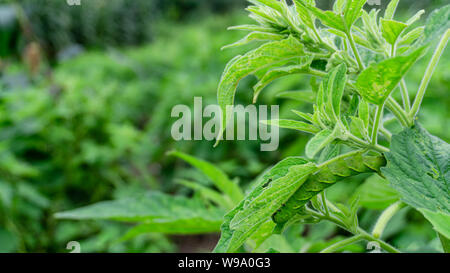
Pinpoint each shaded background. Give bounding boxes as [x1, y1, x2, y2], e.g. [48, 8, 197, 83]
[0, 0, 448, 252]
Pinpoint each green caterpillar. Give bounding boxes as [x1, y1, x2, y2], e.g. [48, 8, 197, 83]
[272, 152, 386, 224]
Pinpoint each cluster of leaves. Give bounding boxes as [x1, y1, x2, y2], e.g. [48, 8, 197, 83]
[210, 0, 449, 253]
[22, 0, 449, 253]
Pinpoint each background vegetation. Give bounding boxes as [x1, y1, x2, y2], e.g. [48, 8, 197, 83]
[0, 0, 448, 252]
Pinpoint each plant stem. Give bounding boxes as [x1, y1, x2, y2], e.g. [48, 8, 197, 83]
[372, 201, 405, 239]
[410, 29, 450, 119]
[346, 133, 389, 153]
[379, 127, 392, 141]
[320, 235, 363, 253]
[347, 32, 365, 71]
[400, 80, 411, 112]
[371, 105, 384, 145]
[321, 191, 330, 216]
[386, 97, 410, 127]
[305, 207, 401, 253]
[358, 228, 401, 253]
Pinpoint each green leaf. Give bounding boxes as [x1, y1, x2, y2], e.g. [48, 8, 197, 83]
[382, 124, 450, 215]
[293, 0, 316, 30]
[305, 128, 337, 158]
[222, 32, 285, 50]
[355, 46, 426, 105]
[344, 0, 367, 27]
[176, 179, 233, 210]
[398, 26, 424, 47]
[381, 19, 408, 45]
[358, 98, 370, 127]
[168, 151, 243, 203]
[291, 109, 314, 122]
[304, 5, 345, 32]
[355, 175, 400, 210]
[253, 57, 313, 101]
[323, 63, 347, 120]
[439, 233, 450, 253]
[248, 0, 284, 14]
[422, 4, 450, 45]
[216, 36, 305, 144]
[214, 158, 315, 253]
[262, 119, 320, 134]
[406, 9, 425, 25]
[418, 208, 450, 240]
[350, 116, 368, 140]
[228, 24, 277, 33]
[55, 192, 225, 235]
[384, 0, 399, 20]
[122, 218, 222, 240]
[276, 90, 316, 103]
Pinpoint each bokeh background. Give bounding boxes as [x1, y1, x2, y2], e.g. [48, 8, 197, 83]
[0, 0, 448, 253]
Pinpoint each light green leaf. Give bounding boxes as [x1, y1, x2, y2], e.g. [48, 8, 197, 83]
[304, 5, 345, 32]
[358, 98, 370, 127]
[438, 233, 450, 253]
[381, 19, 408, 45]
[168, 151, 243, 203]
[382, 124, 450, 215]
[217, 36, 305, 144]
[293, 0, 316, 30]
[55, 192, 225, 230]
[422, 4, 450, 44]
[262, 119, 320, 134]
[344, 0, 367, 27]
[355, 46, 425, 105]
[355, 175, 400, 210]
[214, 157, 315, 253]
[253, 57, 313, 101]
[384, 0, 399, 20]
[222, 32, 285, 50]
[291, 109, 314, 122]
[305, 128, 337, 158]
[323, 63, 347, 120]
[398, 26, 424, 47]
[418, 208, 450, 240]
[228, 24, 277, 33]
[350, 116, 368, 140]
[276, 90, 316, 103]
[406, 9, 425, 25]
[248, 0, 284, 13]
[176, 179, 233, 210]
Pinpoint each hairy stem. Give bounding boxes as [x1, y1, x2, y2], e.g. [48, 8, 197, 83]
[305, 207, 401, 253]
[320, 235, 363, 253]
[379, 127, 392, 141]
[386, 97, 410, 127]
[372, 201, 406, 239]
[321, 191, 330, 216]
[400, 80, 411, 112]
[346, 133, 389, 153]
[371, 105, 384, 145]
[410, 29, 450, 119]
[347, 32, 365, 71]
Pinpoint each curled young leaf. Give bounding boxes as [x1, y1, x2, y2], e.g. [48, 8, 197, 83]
[216, 36, 305, 145]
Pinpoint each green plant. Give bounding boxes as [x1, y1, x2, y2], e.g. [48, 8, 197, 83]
[51, 0, 449, 253]
[211, 0, 449, 253]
